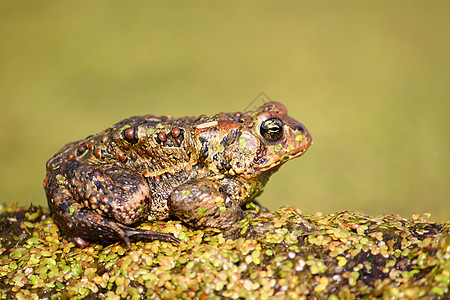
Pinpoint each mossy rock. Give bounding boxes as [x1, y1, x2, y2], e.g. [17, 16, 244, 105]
[0, 204, 448, 299]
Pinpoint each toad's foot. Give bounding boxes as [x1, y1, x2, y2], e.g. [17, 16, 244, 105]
[48, 184, 180, 249]
[57, 208, 180, 249]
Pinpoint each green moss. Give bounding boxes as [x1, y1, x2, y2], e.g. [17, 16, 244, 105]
[119, 125, 131, 131]
[0, 204, 448, 299]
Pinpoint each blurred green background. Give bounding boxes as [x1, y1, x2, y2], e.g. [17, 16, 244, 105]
[0, 1, 448, 222]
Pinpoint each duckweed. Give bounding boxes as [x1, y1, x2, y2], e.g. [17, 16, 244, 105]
[0, 204, 448, 299]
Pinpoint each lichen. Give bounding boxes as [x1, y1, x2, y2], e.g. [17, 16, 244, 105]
[0, 204, 448, 299]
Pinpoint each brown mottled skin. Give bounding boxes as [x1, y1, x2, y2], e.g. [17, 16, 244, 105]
[44, 102, 312, 248]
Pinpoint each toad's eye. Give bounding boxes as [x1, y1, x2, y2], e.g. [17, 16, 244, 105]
[260, 117, 284, 142]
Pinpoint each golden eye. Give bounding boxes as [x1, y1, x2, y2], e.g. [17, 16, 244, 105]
[260, 118, 284, 142]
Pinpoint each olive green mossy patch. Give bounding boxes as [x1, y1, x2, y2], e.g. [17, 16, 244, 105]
[0, 204, 449, 299]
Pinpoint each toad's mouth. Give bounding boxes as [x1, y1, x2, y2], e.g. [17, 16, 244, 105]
[250, 133, 313, 174]
[287, 133, 313, 159]
[255, 140, 312, 173]
[279, 146, 309, 166]
[288, 146, 310, 159]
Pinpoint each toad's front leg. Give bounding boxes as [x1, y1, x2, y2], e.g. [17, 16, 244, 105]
[168, 179, 246, 228]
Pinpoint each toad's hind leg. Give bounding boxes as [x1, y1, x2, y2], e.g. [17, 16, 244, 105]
[45, 175, 179, 248]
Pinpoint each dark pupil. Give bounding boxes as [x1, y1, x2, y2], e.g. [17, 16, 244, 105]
[260, 118, 284, 141]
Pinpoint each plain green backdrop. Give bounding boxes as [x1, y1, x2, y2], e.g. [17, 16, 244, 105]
[0, 1, 448, 222]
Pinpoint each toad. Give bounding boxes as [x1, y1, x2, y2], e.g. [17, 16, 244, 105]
[43, 102, 312, 248]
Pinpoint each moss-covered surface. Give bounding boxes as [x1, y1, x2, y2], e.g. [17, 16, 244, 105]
[0, 204, 448, 299]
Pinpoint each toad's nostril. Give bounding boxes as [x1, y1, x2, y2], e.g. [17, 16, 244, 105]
[293, 124, 304, 132]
